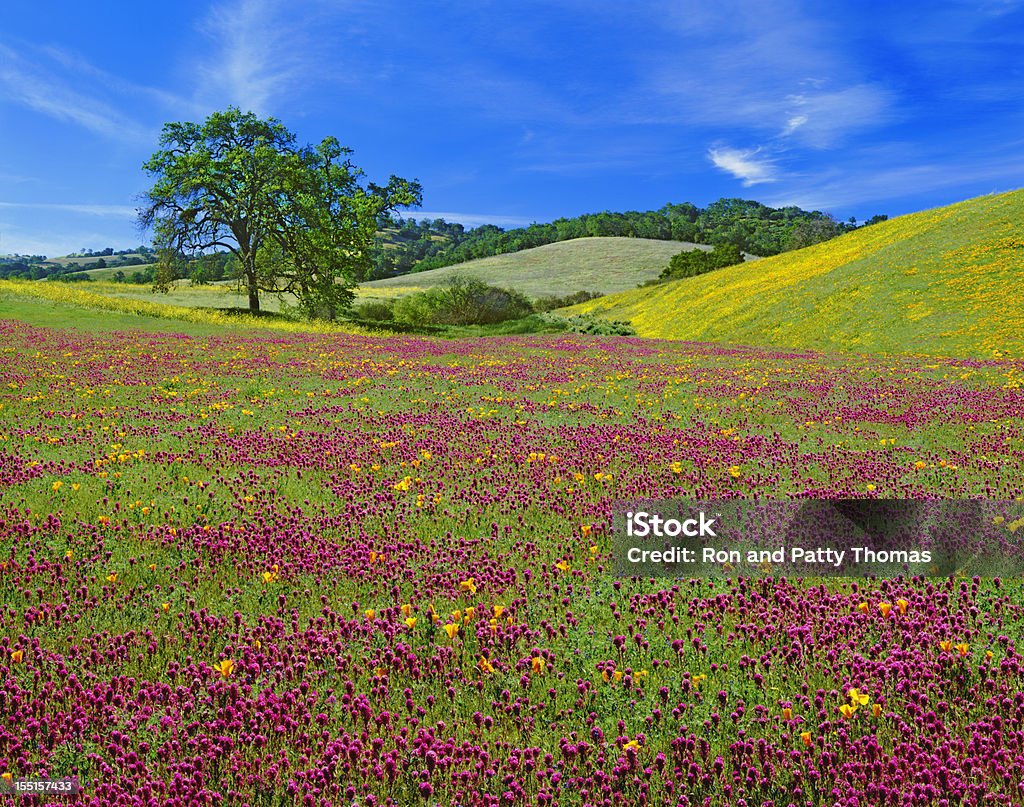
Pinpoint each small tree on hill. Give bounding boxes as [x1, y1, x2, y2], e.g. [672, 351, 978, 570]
[660, 243, 744, 281]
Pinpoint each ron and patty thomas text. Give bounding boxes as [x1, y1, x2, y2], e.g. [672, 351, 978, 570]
[621, 510, 933, 567]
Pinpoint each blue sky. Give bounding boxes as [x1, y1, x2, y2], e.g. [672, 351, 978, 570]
[1, 0, 1023, 257]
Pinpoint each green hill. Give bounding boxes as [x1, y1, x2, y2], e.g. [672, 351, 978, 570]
[363, 237, 715, 299]
[566, 190, 1024, 358]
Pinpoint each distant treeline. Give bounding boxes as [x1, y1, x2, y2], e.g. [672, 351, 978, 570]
[371, 199, 888, 278]
[3, 198, 887, 284]
[0, 245, 156, 280]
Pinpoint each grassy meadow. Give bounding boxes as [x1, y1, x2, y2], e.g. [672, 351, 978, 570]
[364, 237, 703, 299]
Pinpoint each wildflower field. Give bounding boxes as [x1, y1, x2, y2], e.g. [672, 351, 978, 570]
[2, 315, 1024, 806]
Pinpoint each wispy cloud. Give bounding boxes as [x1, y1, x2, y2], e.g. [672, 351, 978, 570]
[708, 147, 780, 185]
[0, 44, 154, 143]
[765, 157, 1024, 212]
[195, 0, 336, 114]
[779, 84, 894, 148]
[0, 201, 136, 217]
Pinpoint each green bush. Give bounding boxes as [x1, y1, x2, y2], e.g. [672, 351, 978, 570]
[538, 312, 637, 336]
[394, 276, 534, 326]
[354, 300, 395, 321]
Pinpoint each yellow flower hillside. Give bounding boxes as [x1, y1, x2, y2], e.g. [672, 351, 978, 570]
[567, 189, 1024, 358]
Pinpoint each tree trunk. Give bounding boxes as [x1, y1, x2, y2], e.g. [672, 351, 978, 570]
[242, 252, 260, 313]
[236, 226, 260, 314]
[247, 276, 260, 313]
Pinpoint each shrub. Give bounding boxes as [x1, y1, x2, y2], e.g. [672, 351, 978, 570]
[533, 290, 604, 312]
[538, 312, 637, 336]
[354, 300, 395, 321]
[394, 276, 533, 326]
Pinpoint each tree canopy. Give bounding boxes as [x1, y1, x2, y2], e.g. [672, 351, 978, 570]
[138, 107, 421, 318]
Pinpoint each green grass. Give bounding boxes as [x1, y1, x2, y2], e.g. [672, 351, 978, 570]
[364, 237, 706, 299]
[0, 280, 368, 336]
[75, 263, 155, 281]
[567, 189, 1024, 358]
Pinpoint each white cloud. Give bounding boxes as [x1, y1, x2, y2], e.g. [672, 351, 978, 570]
[196, 0, 335, 114]
[780, 84, 894, 147]
[0, 45, 152, 143]
[0, 202, 136, 217]
[640, 3, 894, 148]
[708, 147, 780, 185]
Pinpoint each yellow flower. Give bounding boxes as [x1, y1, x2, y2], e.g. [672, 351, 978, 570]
[161, 602, 170, 612]
[939, 640, 953, 653]
[580, 524, 592, 538]
[369, 551, 379, 564]
[530, 656, 546, 674]
[1, 772, 11, 786]
[460, 577, 477, 594]
[404, 617, 417, 629]
[866, 483, 877, 492]
[52, 480, 63, 491]
[955, 642, 969, 658]
[670, 461, 683, 475]
[106, 572, 118, 584]
[848, 688, 869, 707]
[800, 731, 812, 747]
[879, 602, 892, 618]
[374, 667, 387, 678]
[493, 605, 505, 618]
[401, 604, 413, 617]
[856, 602, 869, 614]
[727, 465, 741, 479]
[691, 674, 706, 688]
[489, 619, 498, 634]
[364, 609, 376, 620]
[478, 656, 495, 675]
[262, 571, 278, 584]
[613, 670, 624, 682]
[872, 703, 882, 718]
[464, 606, 475, 622]
[213, 659, 234, 678]
[555, 560, 570, 572]
[623, 740, 640, 752]
[839, 703, 856, 719]
[782, 707, 792, 720]
[986, 650, 994, 660]
[897, 598, 909, 615]
[589, 545, 598, 556]
[443, 623, 459, 640]
[10, 650, 24, 664]
[65, 550, 73, 560]
[149, 563, 156, 572]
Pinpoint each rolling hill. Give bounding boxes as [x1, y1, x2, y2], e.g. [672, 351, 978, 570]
[362, 237, 715, 299]
[566, 189, 1024, 358]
